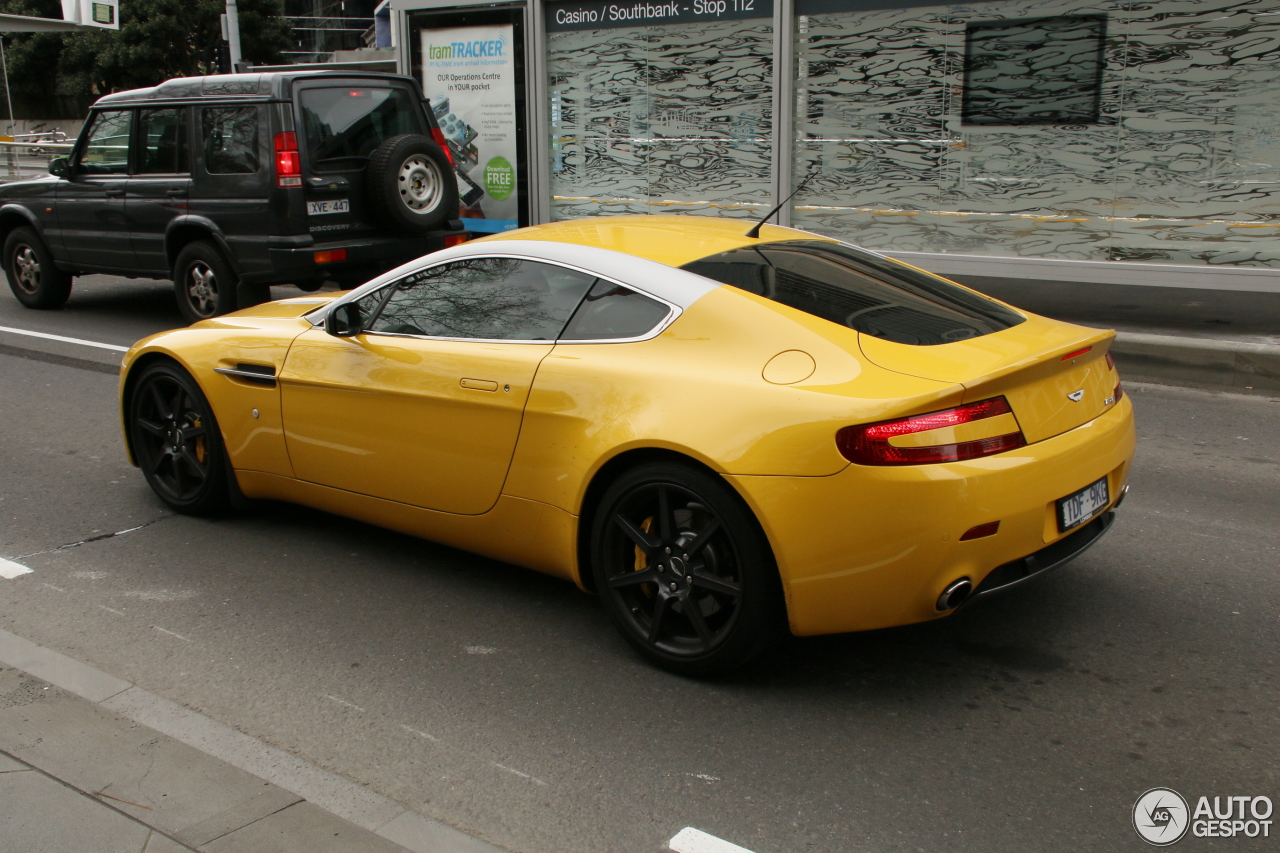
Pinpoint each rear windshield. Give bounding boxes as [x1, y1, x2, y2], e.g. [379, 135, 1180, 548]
[298, 86, 419, 172]
[681, 241, 1025, 346]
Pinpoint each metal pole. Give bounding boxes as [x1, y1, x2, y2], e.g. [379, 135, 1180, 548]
[0, 37, 15, 176]
[225, 0, 243, 72]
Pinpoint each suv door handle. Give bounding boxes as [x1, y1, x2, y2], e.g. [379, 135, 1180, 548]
[166, 189, 186, 197]
[104, 188, 125, 197]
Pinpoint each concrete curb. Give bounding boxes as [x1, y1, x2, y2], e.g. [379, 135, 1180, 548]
[0, 627, 507, 853]
[1111, 332, 1280, 393]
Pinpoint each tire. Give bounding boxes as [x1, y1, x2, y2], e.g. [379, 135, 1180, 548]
[128, 361, 232, 516]
[590, 462, 785, 676]
[4, 226, 72, 309]
[174, 241, 237, 324]
[366, 134, 457, 234]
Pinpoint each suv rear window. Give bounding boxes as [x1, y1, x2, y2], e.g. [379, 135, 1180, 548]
[299, 87, 419, 172]
[682, 241, 1025, 346]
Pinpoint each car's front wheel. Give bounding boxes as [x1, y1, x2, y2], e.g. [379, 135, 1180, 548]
[129, 361, 232, 515]
[174, 241, 237, 324]
[4, 226, 72, 309]
[590, 462, 784, 676]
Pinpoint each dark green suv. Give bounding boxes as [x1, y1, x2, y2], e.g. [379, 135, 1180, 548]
[0, 70, 466, 323]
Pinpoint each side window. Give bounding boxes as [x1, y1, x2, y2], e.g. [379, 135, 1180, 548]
[137, 109, 189, 174]
[76, 111, 132, 175]
[368, 258, 596, 341]
[560, 280, 672, 341]
[202, 106, 259, 174]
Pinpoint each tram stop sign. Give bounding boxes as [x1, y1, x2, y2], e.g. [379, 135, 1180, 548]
[61, 0, 119, 29]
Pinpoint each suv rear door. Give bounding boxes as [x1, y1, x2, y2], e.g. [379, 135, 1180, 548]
[293, 81, 427, 240]
[127, 107, 192, 274]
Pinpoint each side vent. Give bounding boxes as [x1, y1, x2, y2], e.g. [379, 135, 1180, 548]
[214, 363, 277, 387]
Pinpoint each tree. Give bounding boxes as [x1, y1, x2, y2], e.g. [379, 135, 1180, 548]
[0, 0, 293, 118]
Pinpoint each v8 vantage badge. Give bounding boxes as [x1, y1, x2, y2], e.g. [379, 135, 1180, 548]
[1134, 788, 1190, 846]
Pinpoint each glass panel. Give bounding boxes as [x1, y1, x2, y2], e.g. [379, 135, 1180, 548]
[299, 87, 419, 172]
[962, 15, 1106, 126]
[547, 4, 774, 221]
[682, 241, 1024, 345]
[137, 109, 189, 174]
[369, 258, 597, 340]
[77, 111, 131, 175]
[560, 279, 671, 340]
[202, 107, 259, 175]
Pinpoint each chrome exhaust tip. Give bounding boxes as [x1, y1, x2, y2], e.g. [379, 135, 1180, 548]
[937, 578, 973, 612]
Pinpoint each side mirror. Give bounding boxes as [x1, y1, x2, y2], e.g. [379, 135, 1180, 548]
[326, 302, 363, 337]
[48, 157, 70, 178]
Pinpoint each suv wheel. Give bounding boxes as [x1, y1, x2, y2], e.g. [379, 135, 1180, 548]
[366, 134, 458, 234]
[4, 226, 72, 309]
[174, 241, 237, 324]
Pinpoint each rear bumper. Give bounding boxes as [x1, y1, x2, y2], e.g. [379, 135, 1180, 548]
[725, 395, 1136, 636]
[260, 224, 467, 285]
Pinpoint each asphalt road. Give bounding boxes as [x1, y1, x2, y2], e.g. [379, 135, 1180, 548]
[1, 275, 1278, 853]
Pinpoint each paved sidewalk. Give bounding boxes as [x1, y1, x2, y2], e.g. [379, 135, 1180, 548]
[0, 630, 506, 853]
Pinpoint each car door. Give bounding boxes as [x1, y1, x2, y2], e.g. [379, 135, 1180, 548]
[127, 107, 192, 274]
[279, 256, 597, 515]
[55, 109, 136, 269]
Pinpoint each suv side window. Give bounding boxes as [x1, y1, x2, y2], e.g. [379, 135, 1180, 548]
[367, 258, 597, 341]
[137, 108, 189, 174]
[77, 111, 132, 175]
[202, 106, 259, 174]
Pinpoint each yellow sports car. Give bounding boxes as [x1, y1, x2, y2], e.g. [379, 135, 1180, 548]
[120, 216, 1135, 674]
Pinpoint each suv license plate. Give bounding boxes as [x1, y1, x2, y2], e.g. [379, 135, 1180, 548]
[1057, 476, 1110, 532]
[307, 199, 349, 215]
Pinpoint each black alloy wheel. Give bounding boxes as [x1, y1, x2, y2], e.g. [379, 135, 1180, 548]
[591, 463, 783, 676]
[174, 241, 238, 324]
[4, 226, 72, 309]
[129, 362, 231, 515]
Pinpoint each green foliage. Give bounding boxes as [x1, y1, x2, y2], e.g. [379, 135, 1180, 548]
[0, 0, 293, 118]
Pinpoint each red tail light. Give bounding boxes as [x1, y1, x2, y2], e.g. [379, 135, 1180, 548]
[1105, 351, 1116, 370]
[1106, 352, 1123, 400]
[430, 128, 455, 166]
[837, 397, 1026, 466]
[1062, 346, 1092, 361]
[274, 132, 301, 187]
[1114, 381, 1123, 401]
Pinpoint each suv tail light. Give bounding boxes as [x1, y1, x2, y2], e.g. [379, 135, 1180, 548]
[430, 128, 455, 166]
[274, 132, 302, 188]
[837, 397, 1027, 466]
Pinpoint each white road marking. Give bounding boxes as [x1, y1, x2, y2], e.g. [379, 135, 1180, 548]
[687, 772, 721, 782]
[98, 605, 126, 616]
[399, 724, 439, 742]
[323, 694, 366, 713]
[0, 557, 32, 579]
[490, 762, 548, 786]
[153, 627, 191, 642]
[0, 325, 130, 352]
[668, 828, 758, 853]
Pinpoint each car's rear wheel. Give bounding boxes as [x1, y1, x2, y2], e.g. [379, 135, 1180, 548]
[4, 227, 72, 309]
[174, 241, 237, 324]
[129, 362, 231, 515]
[366, 134, 457, 233]
[590, 462, 784, 676]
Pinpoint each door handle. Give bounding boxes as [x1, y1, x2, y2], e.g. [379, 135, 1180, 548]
[104, 188, 125, 197]
[460, 378, 498, 392]
[166, 189, 185, 197]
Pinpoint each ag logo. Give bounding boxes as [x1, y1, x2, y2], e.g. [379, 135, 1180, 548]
[1134, 788, 1190, 845]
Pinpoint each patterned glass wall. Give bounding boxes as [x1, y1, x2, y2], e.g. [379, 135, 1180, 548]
[792, 0, 1280, 268]
[547, 18, 774, 220]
